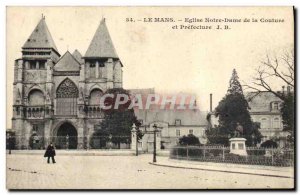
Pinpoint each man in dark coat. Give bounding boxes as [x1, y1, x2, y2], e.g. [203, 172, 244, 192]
[44, 143, 56, 164]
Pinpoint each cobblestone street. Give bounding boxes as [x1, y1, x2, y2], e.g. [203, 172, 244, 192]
[6, 154, 294, 189]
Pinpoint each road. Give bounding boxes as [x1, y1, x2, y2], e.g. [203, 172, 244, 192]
[6, 154, 294, 189]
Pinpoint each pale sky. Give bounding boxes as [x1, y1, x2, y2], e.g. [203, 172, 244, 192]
[6, 7, 294, 128]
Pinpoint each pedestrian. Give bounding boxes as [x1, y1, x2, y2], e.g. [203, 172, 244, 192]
[44, 143, 56, 164]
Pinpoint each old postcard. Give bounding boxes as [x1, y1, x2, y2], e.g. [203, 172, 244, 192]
[6, 6, 295, 189]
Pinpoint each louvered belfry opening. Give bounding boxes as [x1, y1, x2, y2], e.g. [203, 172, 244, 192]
[56, 78, 79, 116]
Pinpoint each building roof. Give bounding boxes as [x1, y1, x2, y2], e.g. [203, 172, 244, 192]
[245, 91, 283, 113]
[72, 49, 84, 64]
[84, 19, 118, 59]
[54, 51, 80, 71]
[128, 88, 155, 96]
[135, 108, 208, 126]
[22, 17, 59, 53]
[128, 88, 207, 126]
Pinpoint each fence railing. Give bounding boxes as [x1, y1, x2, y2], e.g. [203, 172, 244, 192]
[170, 145, 294, 167]
[7, 135, 132, 150]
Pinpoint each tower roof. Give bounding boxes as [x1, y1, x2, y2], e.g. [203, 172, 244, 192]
[84, 19, 118, 59]
[22, 17, 59, 53]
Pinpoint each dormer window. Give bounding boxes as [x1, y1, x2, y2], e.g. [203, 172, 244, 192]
[271, 102, 280, 111]
[175, 119, 181, 126]
[138, 120, 143, 125]
[274, 102, 279, 110]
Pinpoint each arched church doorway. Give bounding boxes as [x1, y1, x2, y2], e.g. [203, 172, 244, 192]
[55, 122, 78, 149]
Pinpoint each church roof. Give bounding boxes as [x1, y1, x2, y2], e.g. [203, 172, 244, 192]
[54, 51, 80, 71]
[72, 49, 84, 64]
[84, 19, 118, 59]
[22, 17, 59, 53]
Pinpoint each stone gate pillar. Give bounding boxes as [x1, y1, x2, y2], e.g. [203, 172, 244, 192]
[77, 119, 85, 149]
[131, 124, 137, 150]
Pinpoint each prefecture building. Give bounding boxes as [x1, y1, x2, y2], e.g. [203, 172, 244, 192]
[129, 88, 208, 152]
[208, 90, 291, 147]
[245, 91, 290, 147]
[134, 107, 208, 152]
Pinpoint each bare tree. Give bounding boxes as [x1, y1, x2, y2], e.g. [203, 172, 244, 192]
[244, 49, 295, 144]
[244, 49, 294, 100]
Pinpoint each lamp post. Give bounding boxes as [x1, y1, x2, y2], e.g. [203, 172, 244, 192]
[133, 124, 139, 156]
[153, 124, 157, 163]
[8, 134, 11, 155]
[152, 124, 163, 163]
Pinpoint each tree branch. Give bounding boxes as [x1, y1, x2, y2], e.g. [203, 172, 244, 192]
[246, 49, 294, 100]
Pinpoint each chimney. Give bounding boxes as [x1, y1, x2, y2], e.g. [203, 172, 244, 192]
[210, 93, 212, 112]
[287, 86, 291, 94]
[282, 86, 285, 94]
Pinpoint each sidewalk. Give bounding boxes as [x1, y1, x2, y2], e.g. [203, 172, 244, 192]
[150, 157, 294, 179]
[7, 149, 135, 156]
[6, 149, 169, 156]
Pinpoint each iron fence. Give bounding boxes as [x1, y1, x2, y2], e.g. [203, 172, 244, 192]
[7, 135, 132, 150]
[170, 145, 294, 167]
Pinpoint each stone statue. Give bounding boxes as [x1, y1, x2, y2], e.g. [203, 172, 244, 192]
[234, 122, 243, 137]
[79, 87, 84, 100]
[46, 90, 51, 102]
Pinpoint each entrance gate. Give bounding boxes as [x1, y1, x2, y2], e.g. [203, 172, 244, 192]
[55, 122, 78, 149]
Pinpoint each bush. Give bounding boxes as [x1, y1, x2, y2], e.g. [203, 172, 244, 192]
[261, 140, 278, 148]
[247, 148, 266, 156]
[178, 134, 201, 146]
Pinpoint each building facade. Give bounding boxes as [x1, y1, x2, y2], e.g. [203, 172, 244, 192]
[135, 108, 208, 152]
[208, 91, 290, 147]
[12, 17, 123, 149]
[245, 91, 290, 147]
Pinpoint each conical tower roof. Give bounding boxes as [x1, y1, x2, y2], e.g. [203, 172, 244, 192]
[22, 17, 59, 53]
[84, 19, 118, 58]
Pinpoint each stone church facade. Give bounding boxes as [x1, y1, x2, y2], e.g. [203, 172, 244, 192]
[12, 17, 123, 149]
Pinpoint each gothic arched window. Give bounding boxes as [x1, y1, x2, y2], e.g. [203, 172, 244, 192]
[56, 78, 79, 98]
[89, 89, 103, 105]
[28, 89, 44, 106]
[56, 78, 78, 116]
